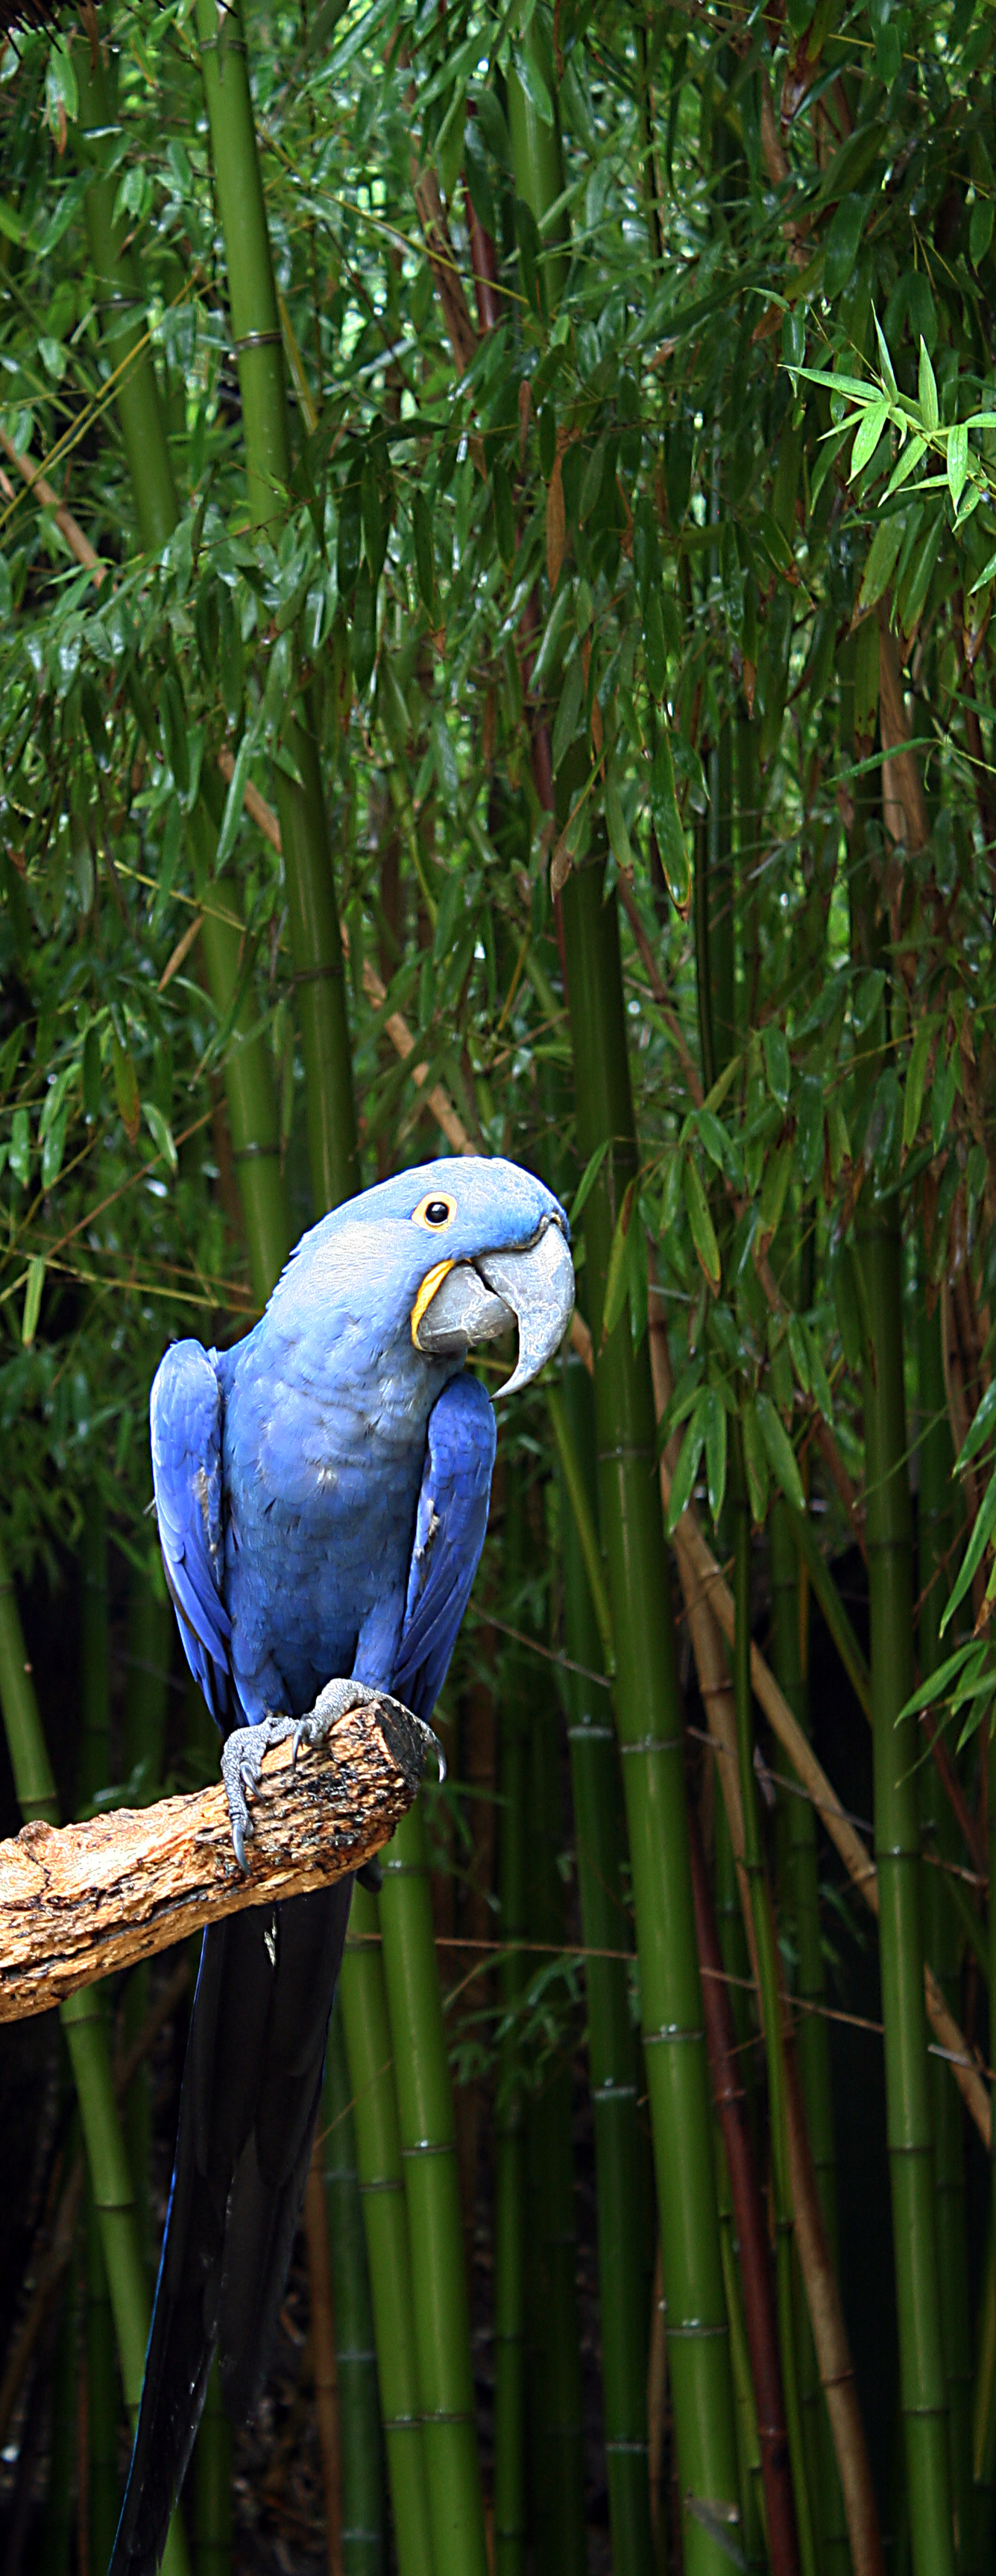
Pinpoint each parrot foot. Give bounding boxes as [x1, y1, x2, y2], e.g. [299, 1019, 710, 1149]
[294, 1681, 448, 1793]
[221, 1712, 296, 1874]
[221, 1682, 448, 1875]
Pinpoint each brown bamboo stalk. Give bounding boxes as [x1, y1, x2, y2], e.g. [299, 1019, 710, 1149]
[304, 2142, 344, 2576]
[0, 1695, 428, 2021]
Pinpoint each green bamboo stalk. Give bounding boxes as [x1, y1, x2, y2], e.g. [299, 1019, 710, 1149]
[71, 42, 295, 1312]
[378, 1804, 489, 2576]
[86, 2184, 120, 2576]
[845, 682, 954, 2572]
[192, 0, 359, 1215]
[493, 1473, 530, 2576]
[0, 1529, 190, 2575]
[854, 1205, 954, 2576]
[561, 860, 740, 2576]
[556, 1359, 655, 2575]
[78, 1497, 122, 2572]
[123, 1560, 173, 2282]
[525, 1565, 585, 2576]
[769, 1500, 849, 2576]
[72, 48, 178, 554]
[916, 1297, 977, 2573]
[731, 1439, 817, 2576]
[195, 2358, 232, 2576]
[716, 2130, 767, 2572]
[40, 2243, 80, 2576]
[338, 1891, 435, 2576]
[323, 1998, 388, 2576]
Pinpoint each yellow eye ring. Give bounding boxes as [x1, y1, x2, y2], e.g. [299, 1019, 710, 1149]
[412, 1192, 457, 1231]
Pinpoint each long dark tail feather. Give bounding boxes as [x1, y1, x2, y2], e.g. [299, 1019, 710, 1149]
[108, 1879, 353, 2576]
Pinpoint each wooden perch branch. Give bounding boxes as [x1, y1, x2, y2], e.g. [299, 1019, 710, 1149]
[0, 1694, 427, 2024]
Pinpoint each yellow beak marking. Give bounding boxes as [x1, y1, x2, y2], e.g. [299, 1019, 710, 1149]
[410, 1259, 456, 1348]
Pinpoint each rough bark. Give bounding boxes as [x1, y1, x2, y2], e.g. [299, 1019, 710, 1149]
[0, 1696, 428, 2021]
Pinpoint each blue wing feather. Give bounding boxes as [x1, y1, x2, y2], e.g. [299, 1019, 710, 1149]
[391, 1372, 496, 1723]
[150, 1341, 231, 1726]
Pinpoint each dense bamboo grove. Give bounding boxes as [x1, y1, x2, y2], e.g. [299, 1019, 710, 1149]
[1, 0, 996, 2569]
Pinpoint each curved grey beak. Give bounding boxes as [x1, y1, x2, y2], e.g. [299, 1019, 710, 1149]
[415, 1218, 575, 1398]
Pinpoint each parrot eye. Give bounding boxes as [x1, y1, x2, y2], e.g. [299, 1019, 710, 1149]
[413, 1193, 456, 1231]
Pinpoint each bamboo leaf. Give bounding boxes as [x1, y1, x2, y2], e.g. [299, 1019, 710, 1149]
[873, 308, 898, 402]
[758, 1138, 793, 1246]
[704, 1385, 727, 1524]
[9, 1108, 30, 1190]
[762, 1022, 791, 1107]
[899, 1638, 990, 1721]
[22, 1256, 45, 1348]
[948, 420, 969, 511]
[215, 730, 253, 871]
[649, 729, 692, 916]
[741, 1398, 769, 1525]
[849, 399, 889, 477]
[667, 1397, 707, 1531]
[683, 1158, 721, 1289]
[754, 1391, 806, 1513]
[601, 1178, 636, 1343]
[955, 1377, 996, 1474]
[857, 514, 904, 615]
[918, 338, 939, 433]
[570, 1137, 610, 1225]
[142, 1102, 178, 1175]
[902, 1015, 935, 1152]
[112, 1036, 141, 1145]
[939, 1466, 996, 1635]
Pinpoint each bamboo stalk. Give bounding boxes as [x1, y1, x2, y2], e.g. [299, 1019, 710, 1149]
[0, 1529, 190, 2575]
[337, 1895, 435, 2576]
[194, 0, 359, 1216]
[769, 1502, 849, 2576]
[917, 1295, 979, 2573]
[730, 1436, 816, 2576]
[322, 2000, 388, 2576]
[378, 1801, 488, 2576]
[71, 42, 178, 553]
[40, 2244, 80, 2576]
[0, 1693, 429, 2018]
[305, 2143, 344, 2576]
[493, 1474, 530, 2576]
[651, 1459, 992, 2153]
[525, 1511, 585, 2576]
[649, 1316, 886, 2576]
[561, 861, 741, 2576]
[556, 1361, 655, 2575]
[194, 2359, 232, 2576]
[687, 1804, 801, 2576]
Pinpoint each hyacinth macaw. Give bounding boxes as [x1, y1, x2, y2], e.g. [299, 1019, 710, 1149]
[109, 1154, 574, 2576]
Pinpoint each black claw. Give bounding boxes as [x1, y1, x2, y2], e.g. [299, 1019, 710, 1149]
[356, 1855, 383, 1894]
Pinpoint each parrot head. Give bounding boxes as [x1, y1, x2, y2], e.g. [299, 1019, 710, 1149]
[282, 1155, 574, 1398]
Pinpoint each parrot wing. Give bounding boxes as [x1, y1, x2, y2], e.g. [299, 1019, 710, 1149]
[150, 1339, 231, 1726]
[391, 1369, 497, 1722]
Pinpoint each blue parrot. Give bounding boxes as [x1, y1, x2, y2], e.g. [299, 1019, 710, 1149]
[109, 1155, 573, 2576]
